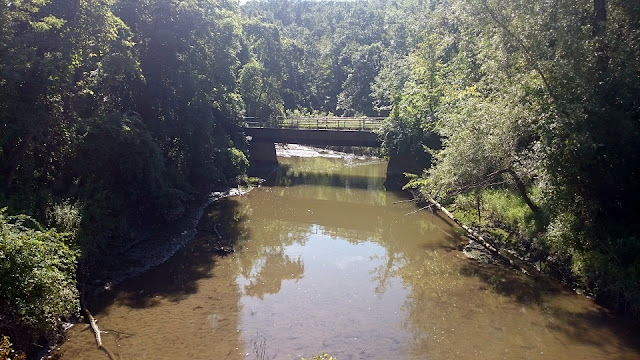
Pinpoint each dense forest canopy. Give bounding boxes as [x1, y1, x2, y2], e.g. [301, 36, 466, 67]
[0, 0, 250, 352]
[1, 0, 639, 356]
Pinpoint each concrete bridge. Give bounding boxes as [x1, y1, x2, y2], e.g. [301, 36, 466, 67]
[244, 117, 385, 163]
[243, 116, 433, 189]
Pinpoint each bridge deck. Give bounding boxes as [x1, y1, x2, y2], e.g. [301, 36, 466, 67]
[244, 116, 385, 152]
[244, 127, 380, 147]
[244, 116, 385, 131]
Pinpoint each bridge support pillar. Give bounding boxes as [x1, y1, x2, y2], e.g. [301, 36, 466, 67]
[385, 135, 440, 190]
[249, 141, 278, 165]
[385, 151, 431, 190]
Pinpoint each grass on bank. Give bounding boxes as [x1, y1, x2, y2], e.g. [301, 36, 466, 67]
[448, 187, 640, 319]
[451, 188, 543, 239]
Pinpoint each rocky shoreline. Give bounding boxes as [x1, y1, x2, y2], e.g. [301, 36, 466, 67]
[88, 188, 248, 296]
[39, 187, 251, 360]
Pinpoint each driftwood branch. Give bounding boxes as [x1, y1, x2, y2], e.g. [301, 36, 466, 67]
[405, 204, 434, 216]
[393, 199, 416, 204]
[213, 223, 222, 239]
[84, 308, 118, 360]
[425, 196, 539, 276]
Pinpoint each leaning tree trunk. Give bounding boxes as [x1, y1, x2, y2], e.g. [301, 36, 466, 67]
[505, 168, 541, 216]
[484, 167, 542, 216]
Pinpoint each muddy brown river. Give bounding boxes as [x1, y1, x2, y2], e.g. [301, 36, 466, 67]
[55, 151, 640, 360]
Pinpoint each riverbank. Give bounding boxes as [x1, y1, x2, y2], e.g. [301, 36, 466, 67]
[83, 188, 249, 296]
[87, 144, 380, 292]
[37, 186, 254, 360]
[408, 189, 640, 324]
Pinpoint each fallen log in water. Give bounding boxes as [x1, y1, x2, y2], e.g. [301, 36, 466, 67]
[425, 196, 539, 276]
[84, 308, 118, 360]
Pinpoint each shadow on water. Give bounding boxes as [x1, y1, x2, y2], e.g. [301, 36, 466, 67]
[49, 196, 254, 360]
[459, 261, 562, 307]
[90, 197, 249, 312]
[459, 260, 640, 352]
[268, 160, 387, 190]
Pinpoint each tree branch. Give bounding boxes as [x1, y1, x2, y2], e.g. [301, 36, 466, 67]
[479, 0, 560, 108]
[84, 308, 118, 360]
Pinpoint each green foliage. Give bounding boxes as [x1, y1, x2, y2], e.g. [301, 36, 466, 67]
[454, 189, 541, 239]
[241, 0, 403, 116]
[377, 101, 438, 162]
[337, 42, 383, 116]
[1, 0, 249, 351]
[481, 190, 539, 238]
[393, 0, 640, 319]
[301, 353, 336, 360]
[544, 214, 640, 314]
[47, 200, 82, 236]
[0, 335, 26, 360]
[239, 57, 285, 120]
[371, 53, 411, 113]
[1, 0, 249, 241]
[0, 209, 79, 335]
[230, 148, 250, 172]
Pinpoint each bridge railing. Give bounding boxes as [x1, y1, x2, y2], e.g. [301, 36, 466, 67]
[243, 116, 386, 131]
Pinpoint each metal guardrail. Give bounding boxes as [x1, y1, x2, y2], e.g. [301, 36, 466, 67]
[243, 116, 385, 131]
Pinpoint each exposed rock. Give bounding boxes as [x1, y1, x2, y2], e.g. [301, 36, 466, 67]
[463, 240, 507, 265]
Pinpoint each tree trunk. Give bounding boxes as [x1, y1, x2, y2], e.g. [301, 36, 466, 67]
[505, 168, 541, 216]
[593, 0, 606, 36]
[4, 133, 34, 189]
[593, 0, 607, 74]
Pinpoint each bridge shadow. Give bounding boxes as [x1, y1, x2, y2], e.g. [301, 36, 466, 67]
[268, 163, 387, 191]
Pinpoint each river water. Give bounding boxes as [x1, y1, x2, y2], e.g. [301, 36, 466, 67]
[55, 151, 640, 360]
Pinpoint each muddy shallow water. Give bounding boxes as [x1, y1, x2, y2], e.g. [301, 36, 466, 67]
[54, 153, 640, 360]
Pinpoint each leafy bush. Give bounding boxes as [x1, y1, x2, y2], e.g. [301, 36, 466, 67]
[47, 200, 82, 236]
[544, 212, 640, 314]
[0, 335, 26, 360]
[0, 209, 79, 338]
[230, 147, 250, 177]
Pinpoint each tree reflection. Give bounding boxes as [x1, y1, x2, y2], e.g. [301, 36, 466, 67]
[244, 250, 304, 299]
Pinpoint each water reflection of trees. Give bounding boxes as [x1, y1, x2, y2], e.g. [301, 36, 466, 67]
[238, 156, 640, 358]
[273, 157, 387, 195]
[243, 250, 304, 299]
[240, 156, 466, 306]
[230, 157, 472, 355]
[199, 197, 252, 247]
[232, 201, 311, 299]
